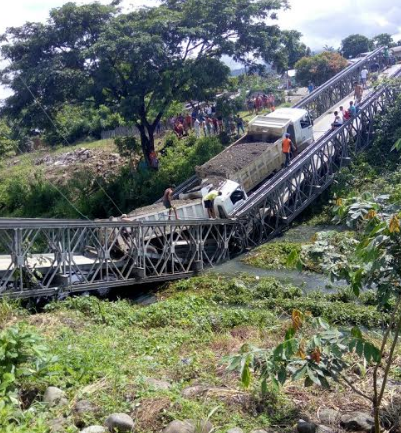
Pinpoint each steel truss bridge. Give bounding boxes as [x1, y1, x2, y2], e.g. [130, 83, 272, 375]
[1, 48, 401, 299]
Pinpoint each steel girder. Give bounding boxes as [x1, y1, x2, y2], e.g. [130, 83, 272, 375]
[0, 219, 240, 298]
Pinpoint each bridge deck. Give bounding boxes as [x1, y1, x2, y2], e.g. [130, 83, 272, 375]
[313, 64, 401, 141]
[0, 254, 97, 272]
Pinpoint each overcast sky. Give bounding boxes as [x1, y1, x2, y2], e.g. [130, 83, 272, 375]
[1, 0, 401, 100]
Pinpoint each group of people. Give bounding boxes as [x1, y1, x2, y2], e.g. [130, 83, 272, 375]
[162, 185, 222, 220]
[246, 94, 276, 114]
[193, 114, 245, 138]
[170, 106, 246, 140]
[331, 100, 358, 129]
[331, 76, 366, 129]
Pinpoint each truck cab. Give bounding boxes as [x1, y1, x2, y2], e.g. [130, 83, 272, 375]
[247, 108, 314, 151]
[179, 179, 247, 219]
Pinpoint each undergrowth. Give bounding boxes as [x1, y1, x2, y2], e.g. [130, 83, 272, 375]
[0, 274, 395, 432]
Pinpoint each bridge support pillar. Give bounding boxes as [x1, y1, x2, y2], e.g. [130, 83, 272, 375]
[132, 267, 145, 279]
[192, 260, 203, 273]
[54, 274, 70, 287]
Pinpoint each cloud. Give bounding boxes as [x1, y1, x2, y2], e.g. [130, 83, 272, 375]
[1, 0, 400, 100]
[278, 0, 401, 49]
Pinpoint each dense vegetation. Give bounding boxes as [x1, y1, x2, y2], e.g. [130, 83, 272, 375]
[0, 134, 223, 219]
[1, 272, 398, 433]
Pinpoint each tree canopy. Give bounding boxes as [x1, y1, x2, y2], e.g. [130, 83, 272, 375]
[372, 33, 395, 48]
[1, 0, 290, 161]
[341, 34, 372, 59]
[295, 51, 348, 87]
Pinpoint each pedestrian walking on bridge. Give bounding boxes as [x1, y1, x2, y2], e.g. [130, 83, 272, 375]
[354, 81, 363, 104]
[360, 67, 369, 89]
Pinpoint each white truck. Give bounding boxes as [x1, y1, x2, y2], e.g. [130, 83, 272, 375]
[119, 108, 313, 222]
[196, 108, 314, 193]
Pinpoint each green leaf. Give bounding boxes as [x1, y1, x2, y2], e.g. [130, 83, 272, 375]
[261, 378, 268, 396]
[292, 363, 307, 381]
[306, 367, 321, 386]
[304, 376, 314, 387]
[351, 327, 363, 339]
[278, 366, 287, 385]
[287, 249, 300, 268]
[355, 340, 364, 357]
[391, 138, 401, 152]
[363, 342, 381, 363]
[241, 362, 251, 389]
[285, 327, 296, 341]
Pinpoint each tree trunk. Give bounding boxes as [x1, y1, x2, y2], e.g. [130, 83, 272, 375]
[137, 123, 155, 166]
[373, 401, 380, 433]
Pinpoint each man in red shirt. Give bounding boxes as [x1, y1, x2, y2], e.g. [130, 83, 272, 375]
[282, 133, 295, 167]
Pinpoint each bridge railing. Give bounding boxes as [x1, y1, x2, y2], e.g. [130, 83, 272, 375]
[0, 218, 242, 299]
[233, 70, 401, 246]
[295, 47, 386, 119]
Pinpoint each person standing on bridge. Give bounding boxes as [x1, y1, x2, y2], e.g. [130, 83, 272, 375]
[194, 118, 201, 138]
[339, 106, 346, 122]
[360, 67, 369, 89]
[282, 133, 294, 168]
[354, 82, 363, 104]
[349, 101, 357, 117]
[163, 185, 178, 220]
[204, 190, 222, 219]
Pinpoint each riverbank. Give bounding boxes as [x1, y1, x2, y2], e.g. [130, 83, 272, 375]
[1, 271, 398, 433]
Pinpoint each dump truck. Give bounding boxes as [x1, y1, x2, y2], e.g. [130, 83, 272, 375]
[125, 179, 245, 222]
[116, 108, 313, 222]
[196, 108, 314, 193]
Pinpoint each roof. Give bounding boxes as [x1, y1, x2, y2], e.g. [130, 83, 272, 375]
[284, 69, 297, 77]
[392, 46, 401, 53]
[248, 108, 309, 134]
[265, 108, 308, 123]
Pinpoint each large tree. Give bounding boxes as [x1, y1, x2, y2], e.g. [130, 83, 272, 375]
[295, 51, 348, 86]
[372, 33, 395, 48]
[281, 30, 310, 69]
[1, 0, 289, 162]
[341, 34, 372, 59]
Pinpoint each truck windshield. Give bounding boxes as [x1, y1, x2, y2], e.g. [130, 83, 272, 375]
[230, 189, 245, 205]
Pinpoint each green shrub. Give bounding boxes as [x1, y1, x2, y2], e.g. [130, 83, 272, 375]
[243, 242, 302, 270]
[44, 104, 124, 146]
[0, 119, 17, 157]
[0, 326, 52, 405]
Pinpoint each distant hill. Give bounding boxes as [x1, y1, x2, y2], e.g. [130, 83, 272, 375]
[230, 68, 247, 77]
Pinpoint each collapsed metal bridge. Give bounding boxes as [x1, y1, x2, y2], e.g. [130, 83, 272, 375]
[1, 48, 401, 299]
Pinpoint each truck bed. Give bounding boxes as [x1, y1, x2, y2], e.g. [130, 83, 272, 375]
[125, 198, 204, 222]
[197, 142, 272, 179]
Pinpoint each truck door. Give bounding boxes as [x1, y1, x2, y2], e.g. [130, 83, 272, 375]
[299, 114, 313, 144]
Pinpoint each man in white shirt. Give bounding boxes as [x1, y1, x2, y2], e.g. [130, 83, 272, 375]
[360, 67, 369, 89]
[194, 118, 201, 138]
[331, 111, 343, 129]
